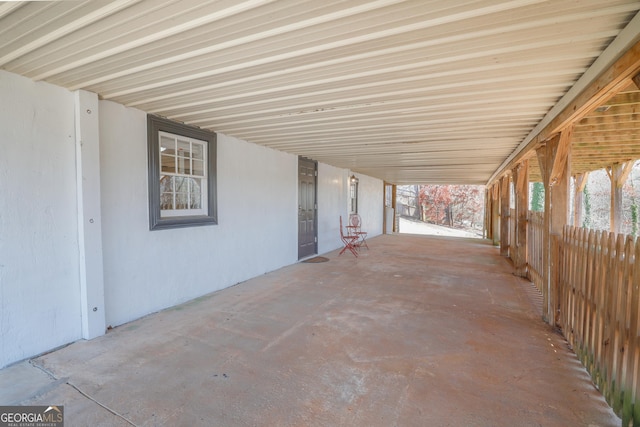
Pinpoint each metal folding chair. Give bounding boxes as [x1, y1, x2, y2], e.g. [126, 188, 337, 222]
[348, 213, 368, 249]
[339, 216, 359, 257]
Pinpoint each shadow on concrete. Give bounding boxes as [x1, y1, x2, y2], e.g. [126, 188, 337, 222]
[1, 234, 619, 426]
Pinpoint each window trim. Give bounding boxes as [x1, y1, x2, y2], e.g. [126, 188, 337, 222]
[349, 176, 359, 214]
[148, 115, 217, 230]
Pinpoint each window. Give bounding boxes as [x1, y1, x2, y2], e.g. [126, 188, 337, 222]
[148, 115, 217, 230]
[349, 175, 359, 214]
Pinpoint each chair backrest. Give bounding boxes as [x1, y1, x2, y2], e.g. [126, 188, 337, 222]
[339, 216, 354, 240]
[349, 213, 361, 228]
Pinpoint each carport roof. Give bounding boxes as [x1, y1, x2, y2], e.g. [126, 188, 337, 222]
[2, 0, 640, 185]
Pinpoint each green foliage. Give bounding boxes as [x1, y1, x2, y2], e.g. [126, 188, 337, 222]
[583, 183, 591, 229]
[530, 182, 544, 212]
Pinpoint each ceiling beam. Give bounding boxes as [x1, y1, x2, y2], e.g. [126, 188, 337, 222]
[487, 10, 640, 185]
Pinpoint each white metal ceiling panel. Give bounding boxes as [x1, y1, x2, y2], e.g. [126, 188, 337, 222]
[2, 0, 639, 184]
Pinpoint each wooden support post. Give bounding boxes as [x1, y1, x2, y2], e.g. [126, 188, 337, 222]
[482, 187, 491, 239]
[606, 162, 633, 234]
[383, 182, 388, 234]
[536, 127, 572, 325]
[492, 184, 500, 246]
[500, 175, 511, 257]
[484, 187, 491, 239]
[536, 145, 550, 322]
[513, 160, 529, 277]
[574, 172, 589, 228]
[391, 184, 398, 233]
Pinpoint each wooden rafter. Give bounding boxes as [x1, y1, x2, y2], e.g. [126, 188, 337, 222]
[489, 39, 640, 186]
[513, 161, 529, 194]
[606, 161, 635, 188]
[574, 171, 590, 192]
[549, 126, 573, 186]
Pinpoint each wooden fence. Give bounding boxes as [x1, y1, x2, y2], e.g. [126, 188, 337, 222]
[527, 211, 545, 294]
[509, 208, 516, 259]
[559, 226, 640, 426]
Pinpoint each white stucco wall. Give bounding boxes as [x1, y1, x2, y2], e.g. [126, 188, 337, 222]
[317, 163, 349, 254]
[0, 71, 82, 368]
[354, 173, 384, 237]
[99, 101, 299, 327]
[0, 70, 385, 368]
[316, 166, 384, 255]
[99, 102, 385, 328]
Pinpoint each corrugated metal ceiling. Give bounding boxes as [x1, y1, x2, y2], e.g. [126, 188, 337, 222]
[2, 0, 640, 184]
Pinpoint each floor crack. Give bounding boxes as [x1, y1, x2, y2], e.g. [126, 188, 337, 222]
[66, 381, 139, 427]
[29, 360, 138, 427]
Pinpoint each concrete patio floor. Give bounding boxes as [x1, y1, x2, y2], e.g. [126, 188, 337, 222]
[2, 234, 620, 427]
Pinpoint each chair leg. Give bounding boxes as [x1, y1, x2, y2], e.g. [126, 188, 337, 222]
[350, 240, 359, 256]
[347, 243, 358, 257]
[339, 245, 358, 257]
[360, 237, 368, 249]
[339, 237, 359, 257]
[353, 232, 367, 249]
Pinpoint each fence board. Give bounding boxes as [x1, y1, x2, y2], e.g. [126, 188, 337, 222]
[625, 239, 640, 425]
[559, 226, 639, 425]
[585, 230, 597, 375]
[528, 211, 545, 294]
[510, 208, 516, 260]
